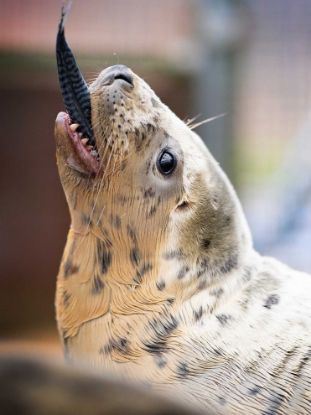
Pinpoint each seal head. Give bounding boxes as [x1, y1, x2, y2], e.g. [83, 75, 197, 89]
[55, 11, 252, 342]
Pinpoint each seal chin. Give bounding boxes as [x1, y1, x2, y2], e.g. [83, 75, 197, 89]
[55, 112, 100, 176]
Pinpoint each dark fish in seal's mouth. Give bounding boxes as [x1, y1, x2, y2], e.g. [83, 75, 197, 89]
[55, 3, 135, 176]
[56, 2, 100, 175]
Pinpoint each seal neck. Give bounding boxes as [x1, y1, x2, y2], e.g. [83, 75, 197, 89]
[57, 154, 254, 339]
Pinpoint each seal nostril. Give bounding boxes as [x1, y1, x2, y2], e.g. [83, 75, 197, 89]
[114, 73, 133, 86]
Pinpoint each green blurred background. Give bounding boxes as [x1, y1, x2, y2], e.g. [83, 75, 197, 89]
[0, 0, 310, 351]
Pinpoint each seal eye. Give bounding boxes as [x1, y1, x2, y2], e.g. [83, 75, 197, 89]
[157, 151, 177, 176]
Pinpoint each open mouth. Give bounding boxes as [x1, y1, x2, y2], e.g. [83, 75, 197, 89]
[56, 112, 100, 175]
[56, 5, 136, 177]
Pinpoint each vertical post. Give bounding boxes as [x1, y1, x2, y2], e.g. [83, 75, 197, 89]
[193, 0, 247, 182]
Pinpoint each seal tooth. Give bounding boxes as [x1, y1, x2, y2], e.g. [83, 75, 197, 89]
[81, 138, 89, 145]
[90, 149, 98, 157]
[69, 123, 79, 132]
[78, 132, 82, 138]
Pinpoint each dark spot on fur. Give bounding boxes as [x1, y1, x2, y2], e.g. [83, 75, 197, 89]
[248, 386, 261, 396]
[197, 279, 207, 290]
[210, 288, 224, 298]
[144, 187, 156, 198]
[193, 306, 203, 321]
[213, 347, 224, 356]
[81, 213, 92, 226]
[177, 265, 190, 280]
[111, 214, 121, 229]
[127, 225, 137, 244]
[134, 128, 143, 151]
[104, 239, 113, 249]
[263, 294, 280, 309]
[133, 262, 153, 284]
[156, 280, 166, 291]
[265, 391, 287, 415]
[154, 353, 167, 368]
[243, 266, 253, 282]
[197, 269, 205, 279]
[218, 396, 226, 406]
[63, 290, 71, 307]
[121, 159, 127, 171]
[219, 254, 238, 274]
[176, 362, 190, 378]
[63, 260, 79, 278]
[146, 158, 152, 175]
[145, 314, 177, 353]
[143, 339, 167, 354]
[76, 170, 93, 179]
[92, 274, 105, 294]
[102, 251, 112, 274]
[118, 194, 128, 205]
[224, 215, 231, 224]
[167, 298, 175, 305]
[163, 249, 184, 260]
[148, 205, 157, 217]
[100, 337, 129, 355]
[196, 258, 209, 277]
[113, 337, 128, 353]
[148, 314, 178, 347]
[97, 242, 112, 274]
[130, 248, 141, 266]
[201, 238, 211, 249]
[216, 314, 232, 326]
[295, 347, 311, 376]
[146, 123, 155, 133]
[99, 343, 112, 355]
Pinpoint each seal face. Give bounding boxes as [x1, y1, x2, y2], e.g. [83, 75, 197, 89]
[55, 15, 311, 415]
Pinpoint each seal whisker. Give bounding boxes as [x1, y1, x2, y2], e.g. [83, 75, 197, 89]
[185, 114, 201, 126]
[188, 113, 227, 130]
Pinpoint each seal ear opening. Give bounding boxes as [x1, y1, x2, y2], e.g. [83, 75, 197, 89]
[56, 2, 96, 147]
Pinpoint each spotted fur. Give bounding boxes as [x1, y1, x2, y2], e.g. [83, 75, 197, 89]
[55, 66, 311, 414]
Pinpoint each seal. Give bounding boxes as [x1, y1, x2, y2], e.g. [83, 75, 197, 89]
[54, 6, 311, 415]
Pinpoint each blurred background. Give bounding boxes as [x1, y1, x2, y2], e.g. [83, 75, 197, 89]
[0, 0, 310, 352]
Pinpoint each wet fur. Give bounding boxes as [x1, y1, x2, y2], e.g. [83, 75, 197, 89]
[55, 68, 311, 414]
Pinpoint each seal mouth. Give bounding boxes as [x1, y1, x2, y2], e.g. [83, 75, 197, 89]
[56, 112, 100, 175]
